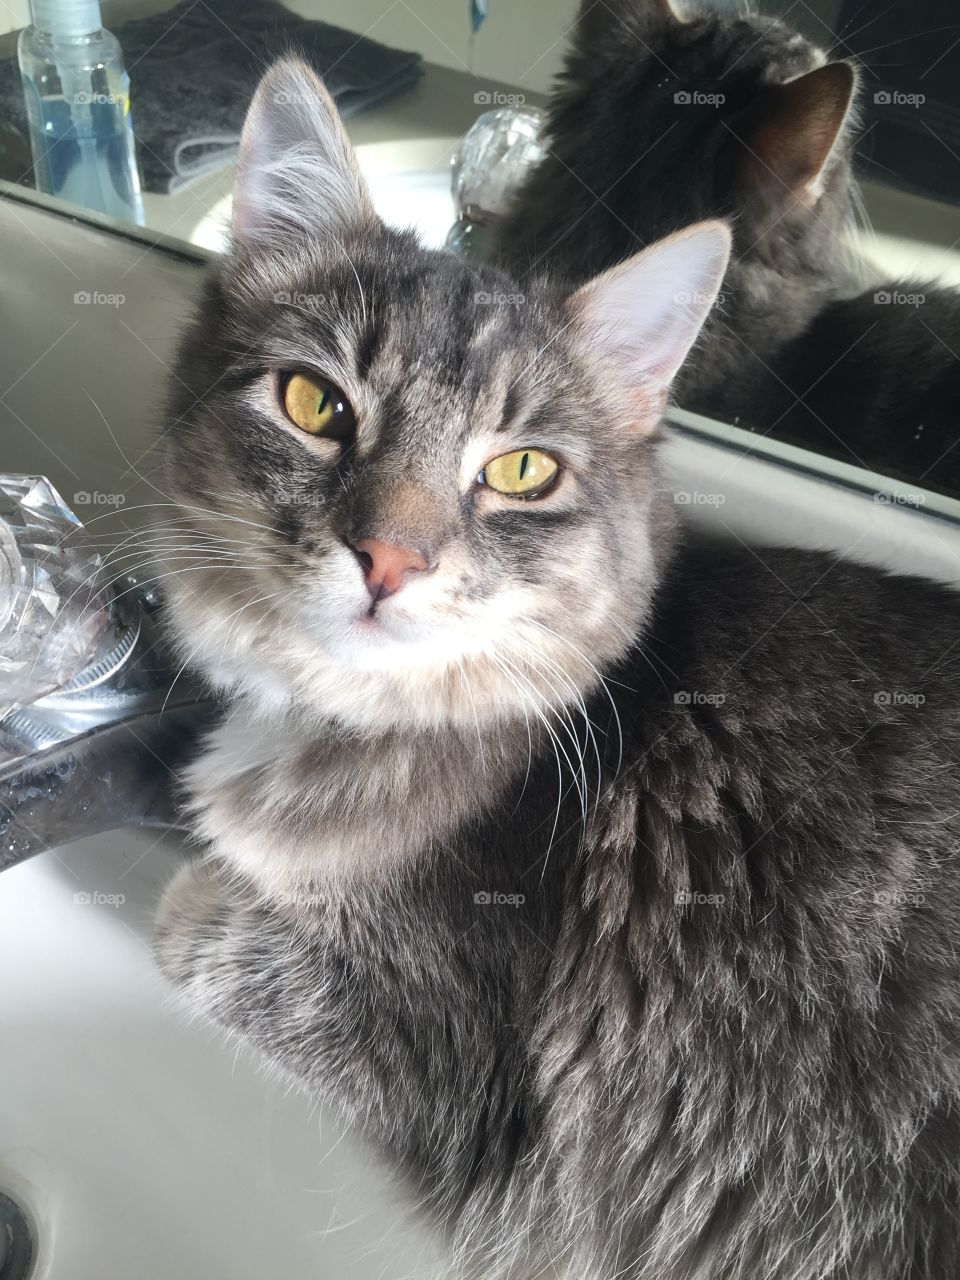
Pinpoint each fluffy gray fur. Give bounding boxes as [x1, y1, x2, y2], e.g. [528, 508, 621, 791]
[492, 0, 867, 423]
[155, 57, 960, 1280]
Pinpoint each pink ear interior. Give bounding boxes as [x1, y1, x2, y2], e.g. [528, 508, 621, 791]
[734, 62, 858, 202]
[567, 221, 731, 431]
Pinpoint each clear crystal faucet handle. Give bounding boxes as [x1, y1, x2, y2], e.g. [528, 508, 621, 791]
[0, 475, 108, 714]
[450, 106, 547, 224]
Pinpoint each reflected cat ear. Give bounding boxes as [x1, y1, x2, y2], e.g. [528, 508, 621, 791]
[577, 0, 684, 43]
[567, 221, 730, 425]
[232, 58, 378, 245]
[732, 61, 858, 206]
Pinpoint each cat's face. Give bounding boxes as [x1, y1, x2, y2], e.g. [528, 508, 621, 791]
[160, 60, 728, 731]
[558, 0, 858, 259]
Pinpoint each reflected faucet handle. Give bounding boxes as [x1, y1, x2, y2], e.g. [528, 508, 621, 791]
[0, 475, 108, 713]
[450, 106, 546, 225]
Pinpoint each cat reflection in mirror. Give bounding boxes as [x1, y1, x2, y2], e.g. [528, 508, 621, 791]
[155, 57, 960, 1280]
[494, 0, 960, 496]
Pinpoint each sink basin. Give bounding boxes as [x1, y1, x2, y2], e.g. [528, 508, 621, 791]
[0, 832, 448, 1279]
[3, 118, 960, 1280]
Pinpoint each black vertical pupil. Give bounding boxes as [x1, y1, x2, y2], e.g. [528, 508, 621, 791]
[317, 389, 331, 415]
[519, 452, 530, 480]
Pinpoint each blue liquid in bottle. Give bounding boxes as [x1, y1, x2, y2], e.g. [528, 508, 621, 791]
[18, 0, 143, 225]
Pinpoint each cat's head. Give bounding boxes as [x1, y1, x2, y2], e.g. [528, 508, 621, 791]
[159, 59, 728, 732]
[552, 0, 859, 273]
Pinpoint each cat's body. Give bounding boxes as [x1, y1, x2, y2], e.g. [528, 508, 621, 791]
[492, 0, 960, 493]
[160, 538, 960, 1279]
[752, 286, 960, 487]
[155, 58, 960, 1280]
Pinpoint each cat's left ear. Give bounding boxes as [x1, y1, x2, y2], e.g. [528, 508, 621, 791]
[232, 58, 378, 245]
[567, 221, 730, 425]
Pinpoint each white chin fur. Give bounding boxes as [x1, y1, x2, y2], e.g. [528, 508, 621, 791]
[159, 512, 654, 734]
[163, 564, 636, 734]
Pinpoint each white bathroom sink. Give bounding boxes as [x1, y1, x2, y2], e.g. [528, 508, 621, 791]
[0, 831, 448, 1280]
[3, 132, 960, 1280]
[0, 187, 452, 1280]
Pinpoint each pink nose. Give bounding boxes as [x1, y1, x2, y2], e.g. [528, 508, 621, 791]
[352, 537, 428, 600]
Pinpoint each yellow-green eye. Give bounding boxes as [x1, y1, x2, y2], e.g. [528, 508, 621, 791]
[282, 372, 355, 439]
[480, 449, 559, 498]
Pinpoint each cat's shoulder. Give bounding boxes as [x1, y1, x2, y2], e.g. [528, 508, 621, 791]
[630, 535, 960, 719]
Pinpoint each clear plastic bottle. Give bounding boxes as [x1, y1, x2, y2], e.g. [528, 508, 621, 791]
[18, 0, 144, 225]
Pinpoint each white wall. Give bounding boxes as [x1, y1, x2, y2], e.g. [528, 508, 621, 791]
[2, 0, 579, 93]
[0, 0, 29, 35]
[285, 0, 579, 93]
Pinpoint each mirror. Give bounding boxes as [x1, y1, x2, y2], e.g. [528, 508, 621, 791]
[0, 0, 957, 499]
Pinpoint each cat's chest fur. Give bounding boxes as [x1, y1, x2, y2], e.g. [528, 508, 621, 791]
[184, 702, 535, 900]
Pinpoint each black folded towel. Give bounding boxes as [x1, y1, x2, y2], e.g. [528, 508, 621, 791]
[0, 0, 423, 194]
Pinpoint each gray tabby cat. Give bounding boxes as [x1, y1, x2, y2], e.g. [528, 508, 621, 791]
[155, 59, 960, 1280]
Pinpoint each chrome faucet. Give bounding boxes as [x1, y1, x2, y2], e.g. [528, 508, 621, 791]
[0, 474, 213, 871]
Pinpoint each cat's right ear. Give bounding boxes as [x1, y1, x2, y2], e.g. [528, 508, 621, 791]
[731, 62, 858, 207]
[567, 220, 730, 426]
[577, 0, 684, 43]
[232, 58, 378, 246]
